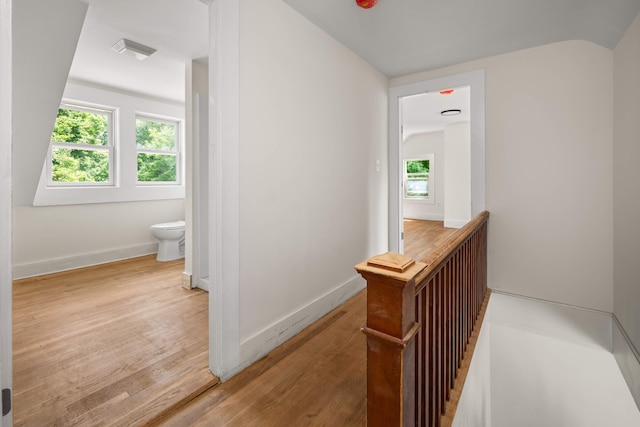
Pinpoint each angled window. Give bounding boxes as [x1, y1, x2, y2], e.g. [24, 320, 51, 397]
[48, 102, 115, 186]
[136, 116, 180, 184]
[404, 156, 433, 201]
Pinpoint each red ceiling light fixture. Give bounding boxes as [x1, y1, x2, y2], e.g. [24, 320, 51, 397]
[439, 89, 455, 95]
[356, 0, 377, 9]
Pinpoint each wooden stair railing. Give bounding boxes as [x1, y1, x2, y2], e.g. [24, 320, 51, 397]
[355, 211, 490, 427]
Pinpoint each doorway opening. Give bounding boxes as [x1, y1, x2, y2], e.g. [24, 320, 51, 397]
[10, 0, 215, 423]
[388, 71, 486, 257]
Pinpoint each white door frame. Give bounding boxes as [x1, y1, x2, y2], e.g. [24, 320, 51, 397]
[388, 70, 486, 254]
[192, 93, 210, 291]
[208, 0, 241, 380]
[0, 0, 12, 423]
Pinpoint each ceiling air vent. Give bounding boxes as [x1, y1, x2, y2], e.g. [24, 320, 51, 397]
[111, 38, 156, 61]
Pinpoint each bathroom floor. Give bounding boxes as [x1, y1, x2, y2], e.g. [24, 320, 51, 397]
[12, 254, 217, 426]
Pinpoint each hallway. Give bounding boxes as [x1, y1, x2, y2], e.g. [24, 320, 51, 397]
[159, 220, 454, 425]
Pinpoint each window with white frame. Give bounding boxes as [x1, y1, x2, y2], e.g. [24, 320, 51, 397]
[34, 84, 186, 207]
[404, 156, 433, 201]
[48, 102, 115, 186]
[135, 115, 180, 184]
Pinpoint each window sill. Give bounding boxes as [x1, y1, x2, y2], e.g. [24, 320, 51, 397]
[33, 182, 185, 206]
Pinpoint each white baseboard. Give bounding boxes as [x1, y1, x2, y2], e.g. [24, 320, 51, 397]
[488, 291, 613, 351]
[238, 274, 366, 372]
[444, 218, 469, 229]
[181, 272, 193, 289]
[196, 277, 210, 292]
[403, 212, 444, 221]
[12, 242, 159, 279]
[613, 315, 640, 410]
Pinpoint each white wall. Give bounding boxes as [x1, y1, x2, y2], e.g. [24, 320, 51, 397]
[392, 40, 614, 312]
[403, 131, 444, 220]
[237, 0, 388, 363]
[613, 11, 640, 404]
[444, 122, 471, 228]
[12, 0, 87, 207]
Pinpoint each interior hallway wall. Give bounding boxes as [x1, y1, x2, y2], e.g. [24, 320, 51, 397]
[392, 40, 614, 312]
[613, 10, 640, 400]
[237, 0, 388, 362]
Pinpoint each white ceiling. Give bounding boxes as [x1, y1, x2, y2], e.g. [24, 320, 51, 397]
[69, 0, 209, 103]
[283, 0, 640, 78]
[67, 0, 640, 131]
[402, 86, 471, 137]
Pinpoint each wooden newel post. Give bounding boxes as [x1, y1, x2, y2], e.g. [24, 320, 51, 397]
[355, 252, 427, 427]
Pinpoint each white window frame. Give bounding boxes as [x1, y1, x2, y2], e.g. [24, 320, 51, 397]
[47, 101, 117, 187]
[403, 154, 434, 203]
[135, 113, 182, 186]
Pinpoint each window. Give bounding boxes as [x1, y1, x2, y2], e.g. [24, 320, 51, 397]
[34, 84, 186, 206]
[136, 116, 180, 184]
[48, 103, 114, 186]
[404, 156, 433, 201]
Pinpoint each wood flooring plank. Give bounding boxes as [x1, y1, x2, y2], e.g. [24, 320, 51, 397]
[404, 219, 458, 262]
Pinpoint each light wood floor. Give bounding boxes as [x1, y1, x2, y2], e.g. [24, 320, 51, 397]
[12, 255, 217, 426]
[12, 220, 451, 426]
[158, 220, 454, 426]
[403, 219, 458, 262]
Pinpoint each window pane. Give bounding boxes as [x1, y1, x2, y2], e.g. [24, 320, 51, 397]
[51, 148, 109, 183]
[404, 158, 431, 199]
[406, 179, 428, 198]
[136, 119, 176, 151]
[137, 153, 177, 182]
[52, 108, 109, 146]
[405, 159, 429, 174]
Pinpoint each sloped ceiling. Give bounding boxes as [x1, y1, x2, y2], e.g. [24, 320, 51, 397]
[69, 0, 209, 102]
[283, 0, 640, 77]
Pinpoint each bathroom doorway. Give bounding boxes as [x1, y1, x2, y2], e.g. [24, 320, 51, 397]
[10, 0, 214, 423]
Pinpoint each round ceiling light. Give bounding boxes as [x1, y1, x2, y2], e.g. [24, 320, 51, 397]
[356, 0, 377, 9]
[441, 109, 462, 116]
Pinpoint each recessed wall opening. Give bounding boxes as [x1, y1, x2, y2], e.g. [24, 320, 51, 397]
[389, 71, 485, 259]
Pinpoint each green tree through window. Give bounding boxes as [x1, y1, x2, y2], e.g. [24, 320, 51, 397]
[404, 159, 431, 199]
[50, 105, 112, 183]
[136, 118, 178, 182]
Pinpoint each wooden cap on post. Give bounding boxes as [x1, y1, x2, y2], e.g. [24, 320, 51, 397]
[355, 252, 427, 284]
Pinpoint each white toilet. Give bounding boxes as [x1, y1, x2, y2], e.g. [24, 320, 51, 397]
[150, 220, 186, 262]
